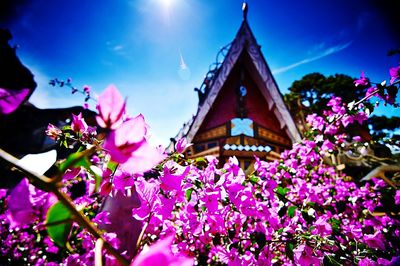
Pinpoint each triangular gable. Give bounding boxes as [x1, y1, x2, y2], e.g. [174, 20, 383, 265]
[185, 20, 301, 144]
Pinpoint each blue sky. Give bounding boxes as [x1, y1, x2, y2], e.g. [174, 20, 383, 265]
[2, 0, 399, 146]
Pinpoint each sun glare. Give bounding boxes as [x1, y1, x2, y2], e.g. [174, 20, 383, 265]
[159, 0, 172, 8]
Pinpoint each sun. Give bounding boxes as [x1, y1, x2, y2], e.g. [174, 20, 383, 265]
[159, 0, 173, 8]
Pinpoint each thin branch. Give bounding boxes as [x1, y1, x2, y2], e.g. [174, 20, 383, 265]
[0, 148, 130, 266]
[95, 238, 104, 266]
[134, 220, 149, 257]
[0, 149, 52, 188]
[328, 88, 380, 126]
[360, 164, 400, 189]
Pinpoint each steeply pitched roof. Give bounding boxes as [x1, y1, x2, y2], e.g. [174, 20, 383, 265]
[184, 19, 301, 145]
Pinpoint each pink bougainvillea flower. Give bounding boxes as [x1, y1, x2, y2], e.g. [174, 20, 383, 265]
[358, 257, 376, 266]
[341, 115, 354, 127]
[376, 257, 392, 265]
[6, 178, 36, 228]
[132, 179, 161, 221]
[6, 178, 56, 228]
[99, 168, 113, 196]
[160, 161, 190, 192]
[63, 167, 81, 181]
[175, 137, 191, 153]
[327, 97, 345, 115]
[96, 85, 126, 130]
[365, 86, 377, 97]
[354, 71, 370, 87]
[0, 188, 7, 198]
[130, 236, 194, 266]
[0, 87, 30, 115]
[113, 169, 135, 193]
[104, 114, 166, 174]
[389, 65, 400, 84]
[93, 211, 111, 225]
[99, 180, 113, 196]
[104, 114, 147, 163]
[83, 85, 91, 95]
[200, 190, 221, 213]
[120, 141, 166, 174]
[158, 196, 176, 221]
[306, 114, 325, 131]
[363, 231, 386, 250]
[211, 246, 241, 266]
[321, 139, 335, 152]
[293, 244, 322, 266]
[395, 190, 400, 205]
[312, 216, 332, 236]
[43, 236, 59, 254]
[45, 123, 62, 140]
[71, 113, 88, 133]
[352, 112, 368, 125]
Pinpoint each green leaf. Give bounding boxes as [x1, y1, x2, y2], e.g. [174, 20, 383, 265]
[86, 166, 102, 192]
[329, 218, 341, 233]
[194, 157, 208, 169]
[62, 125, 72, 131]
[248, 175, 259, 184]
[195, 157, 207, 164]
[194, 180, 204, 189]
[45, 202, 73, 247]
[107, 160, 119, 173]
[242, 218, 249, 231]
[275, 186, 290, 197]
[61, 138, 69, 148]
[59, 148, 95, 173]
[285, 242, 294, 261]
[323, 255, 342, 266]
[288, 206, 297, 218]
[185, 188, 193, 201]
[307, 202, 316, 207]
[59, 148, 102, 191]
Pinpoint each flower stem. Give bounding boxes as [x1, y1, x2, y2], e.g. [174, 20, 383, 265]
[0, 148, 130, 266]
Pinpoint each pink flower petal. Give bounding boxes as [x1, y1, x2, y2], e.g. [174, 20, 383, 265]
[120, 141, 166, 174]
[0, 87, 30, 115]
[96, 85, 126, 129]
[130, 236, 193, 266]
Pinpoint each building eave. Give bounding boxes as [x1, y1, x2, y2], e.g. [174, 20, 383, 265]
[185, 20, 301, 145]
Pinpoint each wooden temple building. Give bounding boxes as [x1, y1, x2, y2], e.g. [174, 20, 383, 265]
[169, 3, 301, 169]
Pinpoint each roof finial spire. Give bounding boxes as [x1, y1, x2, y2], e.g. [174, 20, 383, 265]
[242, 1, 248, 21]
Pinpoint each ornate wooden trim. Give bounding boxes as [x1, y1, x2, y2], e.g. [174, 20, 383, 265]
[257, 127, 291, 146]
[185, 20, 301, 146]
[188, 146, 220, 159]
[194, 125, 227, 142]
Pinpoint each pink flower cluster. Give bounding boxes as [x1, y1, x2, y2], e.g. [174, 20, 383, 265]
[1, 84, 399, 266]
[98, 85, 166, 175]
[355, 67, 399, 106]
[124, 94, 398, 265]
[129, 135, 399, 265]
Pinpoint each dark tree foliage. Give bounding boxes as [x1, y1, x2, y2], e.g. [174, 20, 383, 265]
[284, 73, 399, 140]
[285, 73, 365, 115]
[284, 73, 400, 157]
[368, 115, 400, 142]
[284, 73, 366, 135]
[369, 115, 400, 132]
